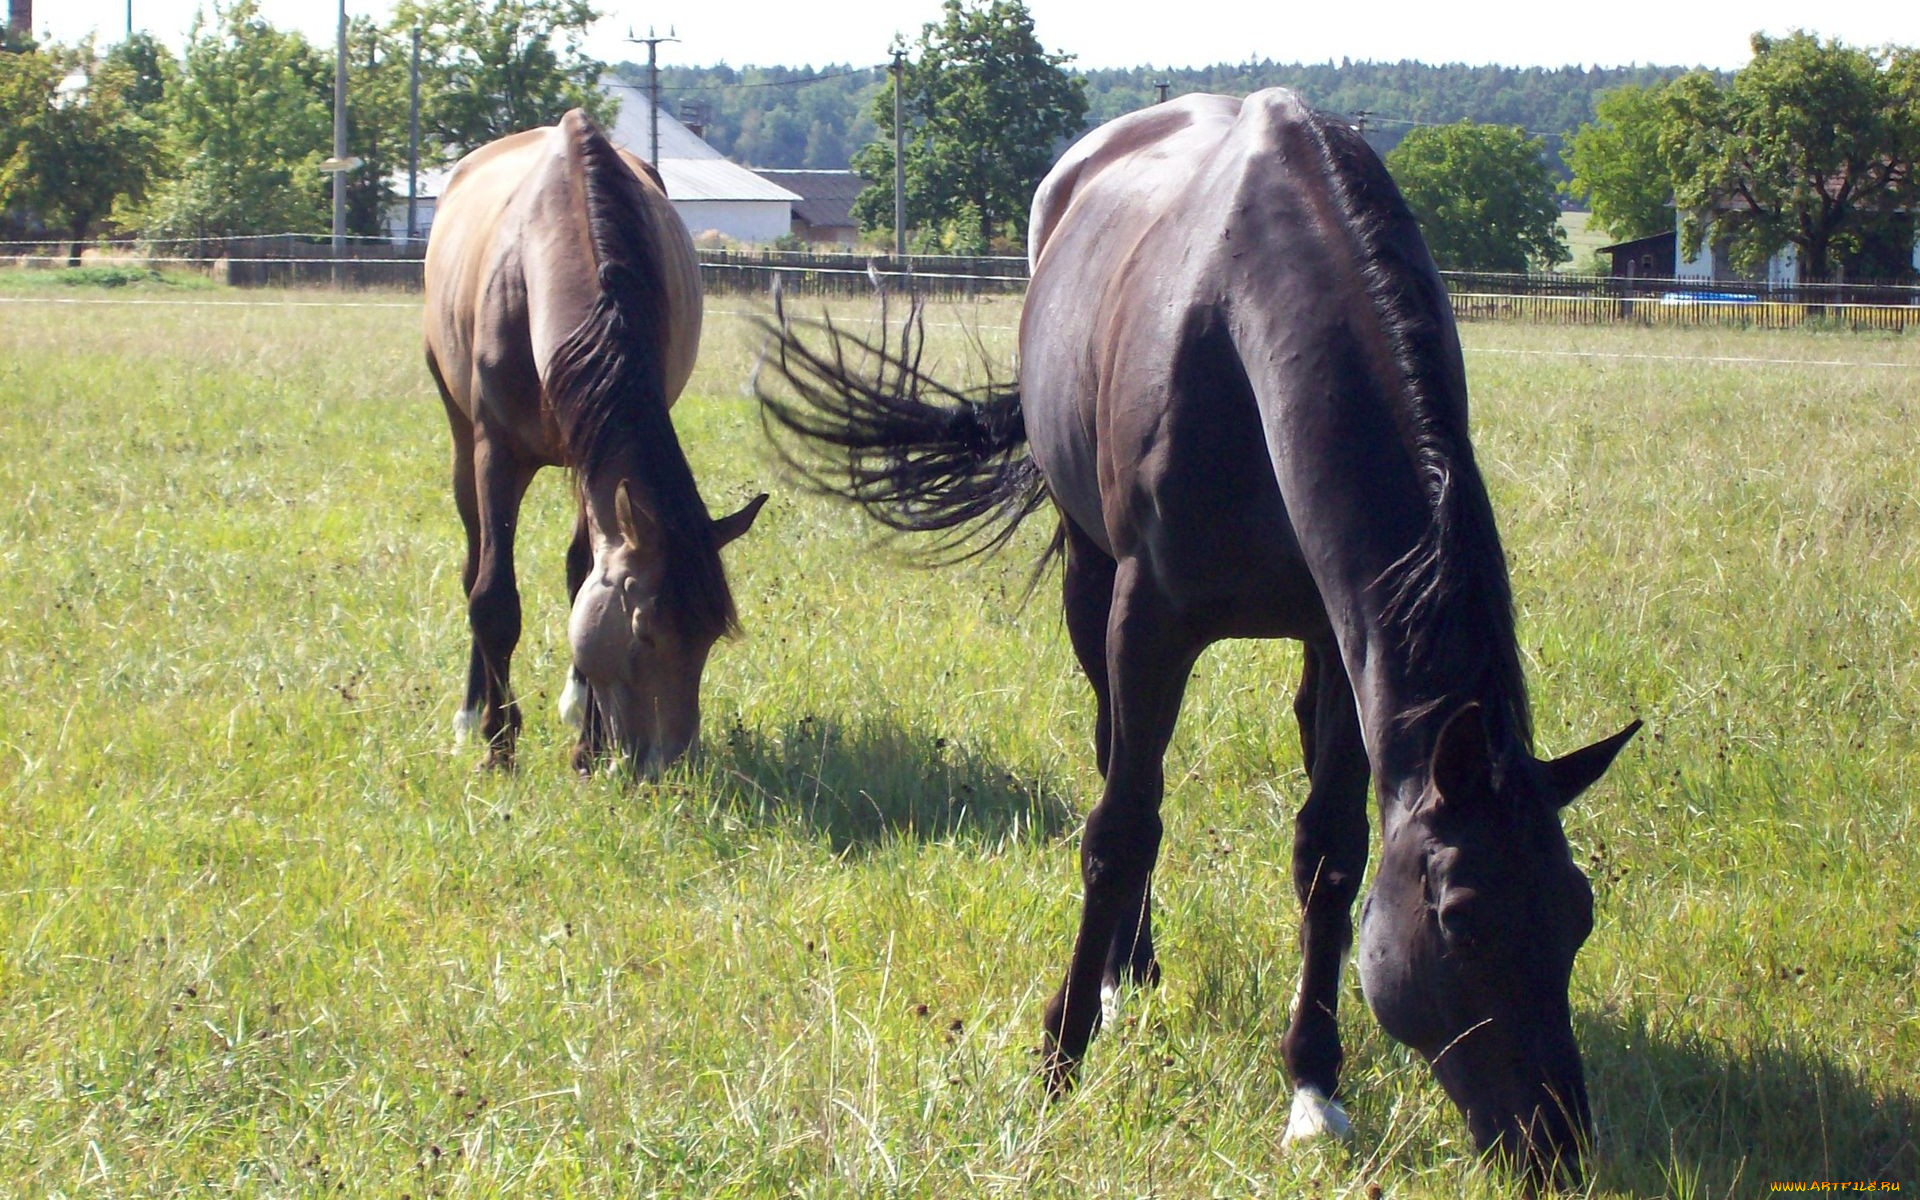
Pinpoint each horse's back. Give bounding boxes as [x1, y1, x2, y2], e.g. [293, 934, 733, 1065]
[424, 113, 701, 454]
[1021, 89, 1456, 636]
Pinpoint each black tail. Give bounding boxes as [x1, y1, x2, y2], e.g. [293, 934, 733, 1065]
[755, 302, 1050, 563]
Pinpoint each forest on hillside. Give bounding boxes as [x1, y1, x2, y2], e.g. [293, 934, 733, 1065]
[618, 59, 1709, 173]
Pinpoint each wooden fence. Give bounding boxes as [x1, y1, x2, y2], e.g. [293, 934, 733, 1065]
[1449, 292, 1920, 332]
[9, 236, 1919, 329]
[695, 249, 1029, 299]
[213, 236, 428, 289]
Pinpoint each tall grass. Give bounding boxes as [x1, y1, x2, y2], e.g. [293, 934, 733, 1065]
[0, 277, 1915, 1197]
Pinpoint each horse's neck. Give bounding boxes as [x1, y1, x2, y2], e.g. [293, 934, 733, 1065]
[1338, 624, 1509, 786]
[1228, 305, 1519, 800]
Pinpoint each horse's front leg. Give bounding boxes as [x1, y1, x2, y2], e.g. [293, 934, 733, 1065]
[1043, 557, 1198, 1092]
[1279, 640, 1370, 1143]
[464, 431, 536, 770]
[562, 503, 605, 774]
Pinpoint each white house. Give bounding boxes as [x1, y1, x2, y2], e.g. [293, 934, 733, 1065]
[1674, 230, 1802, 287]
[1674, 202, 1920, 286]
[388, 80, 799, 247]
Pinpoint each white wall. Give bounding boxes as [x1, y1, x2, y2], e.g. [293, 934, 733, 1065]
[388, 195, 795, 247]
[384, 197, 436, 246]
[671, 200, 792, 245]
[1675, 214, 1796, 284]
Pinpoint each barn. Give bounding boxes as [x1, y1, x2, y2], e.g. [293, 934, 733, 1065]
[388, 81, 800, 247]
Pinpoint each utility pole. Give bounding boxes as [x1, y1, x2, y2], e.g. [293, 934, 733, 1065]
[891, 48, 905, 259]
[317, 0, 362, 277]
[627, 27, 678, 164]
[1153, 79, 1170, 104]
[331, 0, 346, 265]
[407, 26, 421, 243]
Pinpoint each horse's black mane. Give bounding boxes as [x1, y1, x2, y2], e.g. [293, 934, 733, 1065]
[545, 116, 738, 641]
[1296, 104, 1533, 751]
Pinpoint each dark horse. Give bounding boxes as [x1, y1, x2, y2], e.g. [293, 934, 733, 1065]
[425, 110, 765, 773]
[759, 90, 1637, 1184]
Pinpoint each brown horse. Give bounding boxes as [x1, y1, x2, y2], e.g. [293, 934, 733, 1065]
[759, 90, 1637, 1185]
[425, 110, 765, 773]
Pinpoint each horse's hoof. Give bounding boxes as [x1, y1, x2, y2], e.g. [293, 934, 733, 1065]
[1039, 1045, 1078, 1098]
[1281, 1085, 1352, 1147]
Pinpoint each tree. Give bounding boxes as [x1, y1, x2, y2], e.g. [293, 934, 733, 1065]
[851, 0, 1087, 252]
[1385, 121, 1569, 273]
[0, 38, 164, 263]
[137, 2, 332, 246]
[103, 32, 175, 115]
[341, 16, 413, 238]
[391, 0, 611, 158]
[1564, 83, 1673, 241]
[1661, 32, 1918, 282]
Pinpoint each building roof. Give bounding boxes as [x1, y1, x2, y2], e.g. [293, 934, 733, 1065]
[601, 76, 726, 161]
[1596, 230, 1675, 255]
[391, 82, 800, 206]
[754, 170, 863, 230]
[658, 159, 802, 204]
[600, 78, 800, 203]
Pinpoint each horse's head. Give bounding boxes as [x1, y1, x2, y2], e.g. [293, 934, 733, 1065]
[568, 481, 765, 776]
[1358, 702, 1638, 1187]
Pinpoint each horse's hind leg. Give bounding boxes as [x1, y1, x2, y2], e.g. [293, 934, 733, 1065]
[1061, 520, 1160, 998]
[436, 368, 488, 749]
[466, 429, 537, 769]
[1062, 519, 1116, 777]
[1279, 640, 1369, 1144]
[1043, 557, 1198, 1091]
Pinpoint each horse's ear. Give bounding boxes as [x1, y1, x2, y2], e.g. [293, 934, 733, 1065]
[615, 479, 658, 552]
[1429, 703, 1494, 812]
[713, 492, 768, 549]
[1543, 718, 1642, 808]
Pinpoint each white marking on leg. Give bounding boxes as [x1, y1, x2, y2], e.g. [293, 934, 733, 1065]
[1283, 949, 1352, 1147]
[558, 672, 587, 729]
[1100, 982, 1120, 1029]
[452, 707, 480, 746]
[1281, 1084, 1352, 1146]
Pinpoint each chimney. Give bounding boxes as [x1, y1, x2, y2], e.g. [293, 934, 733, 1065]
[677, 99, 708, 141]
[7, 0, 29, 35]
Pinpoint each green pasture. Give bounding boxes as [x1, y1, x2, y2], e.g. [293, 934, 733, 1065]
[1558, 211, 1613, 273]
[0, 277, 1915, 1197]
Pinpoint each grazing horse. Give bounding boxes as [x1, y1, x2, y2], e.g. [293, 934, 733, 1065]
[424, 110, 765, 773]
[758, 90, 1638, 1185]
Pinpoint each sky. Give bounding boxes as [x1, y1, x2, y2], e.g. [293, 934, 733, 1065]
[33, 0, 1915, 73]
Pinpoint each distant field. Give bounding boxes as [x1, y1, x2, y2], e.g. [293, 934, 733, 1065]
[1, 278, 1915, 1197]
[1558, 210, 1614, 272]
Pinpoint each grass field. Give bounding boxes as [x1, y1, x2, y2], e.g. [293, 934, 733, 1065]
[1, 276, 1916, 1198]
[1558, 211, 1612, 273]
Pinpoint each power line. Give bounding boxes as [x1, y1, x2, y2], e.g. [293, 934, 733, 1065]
[1350, 112, 1559, 139]
[607, 64, 889, 96]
